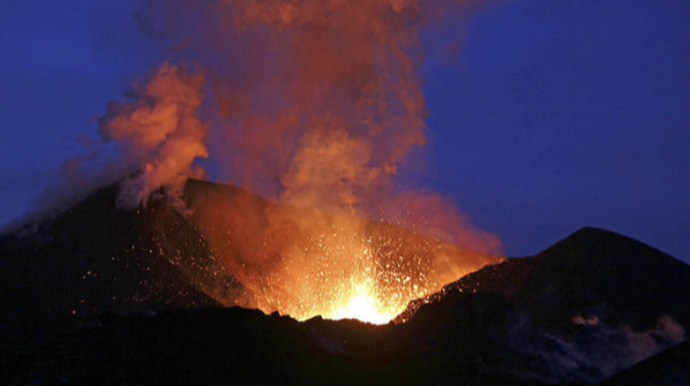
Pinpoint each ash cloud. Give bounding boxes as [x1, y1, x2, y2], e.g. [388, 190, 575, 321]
[129, 0, 501, 252]
[11, 0, 503, 256]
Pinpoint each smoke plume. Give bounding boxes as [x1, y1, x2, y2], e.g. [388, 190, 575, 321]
[127, 0, 501, 243]
[137, 0, 434, 204]
[23, 0, 502, 322]
[98, 63, 207, 210]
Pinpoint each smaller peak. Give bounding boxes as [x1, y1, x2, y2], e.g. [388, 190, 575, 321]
[574, 225, 603, 233]
[560, 226, 636, 246]
[536, 226, 685, 270]
[571, 226, 617, 237]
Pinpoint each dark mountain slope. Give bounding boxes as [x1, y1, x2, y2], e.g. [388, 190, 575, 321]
[392, 227, 690, 382]
[14, 275, 679, 385]
[3, 181, 688, 384]
[4, 295, 545, 385]
[0, 179, 498, 344]
[0, 183, 239, 345]
[3, 225, 688, 384]
[401, 227, 690, 330]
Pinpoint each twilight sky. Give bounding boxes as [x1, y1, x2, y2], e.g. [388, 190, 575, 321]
[1, 0, 688, 262]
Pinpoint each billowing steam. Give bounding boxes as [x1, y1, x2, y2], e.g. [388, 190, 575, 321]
[139, 0, 430, 211]
[129, 0, 500, 240]
[98, 63, 208, 210]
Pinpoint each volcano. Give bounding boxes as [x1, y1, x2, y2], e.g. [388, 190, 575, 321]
[0, 179, 497, 337]
[1, 180, 688, 384]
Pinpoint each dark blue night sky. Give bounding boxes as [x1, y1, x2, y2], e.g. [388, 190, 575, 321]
[1, 0, 688, 262]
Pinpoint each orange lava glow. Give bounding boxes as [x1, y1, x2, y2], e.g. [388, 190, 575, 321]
[187, 190, 501, 325]
[329, 278, 407, 325]
[282, 231, 431, 325]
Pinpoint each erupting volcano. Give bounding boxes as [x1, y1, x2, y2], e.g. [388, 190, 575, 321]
[71, 0, 503, 324]
[3, 0, 689, 384]
[181, 180, 500, 325]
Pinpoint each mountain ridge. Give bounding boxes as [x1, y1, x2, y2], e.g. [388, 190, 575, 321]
[2, 180, 688, 384]
[0, 178, 499, 340]
[398, 225, 690, 329]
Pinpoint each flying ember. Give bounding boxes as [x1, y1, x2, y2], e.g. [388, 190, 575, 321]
[182, 192, 499, 324]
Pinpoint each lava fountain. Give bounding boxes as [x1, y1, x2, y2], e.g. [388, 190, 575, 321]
[184, 185, 501, 324]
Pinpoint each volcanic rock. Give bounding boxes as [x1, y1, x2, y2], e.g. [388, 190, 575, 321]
[2, 181, 688, 384]
[401, 226, 690, 329]
[0, 179, 495, 344]
[398, 226, 690, 382]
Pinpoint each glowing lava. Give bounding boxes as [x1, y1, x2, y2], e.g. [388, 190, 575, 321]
[187, 195, 501, 326]
[329, 279, 403, 325]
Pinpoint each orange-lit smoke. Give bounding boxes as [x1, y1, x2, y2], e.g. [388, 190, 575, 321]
[138, 0, 432, 208]
[98, 63, 207, 210]
[99, 0, 503, 323]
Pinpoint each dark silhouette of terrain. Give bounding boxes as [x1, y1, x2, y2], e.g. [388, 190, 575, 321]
[0, 182, 239, 345]
[1, 180, 688, 384]
[399, 226, 690, 382]
[401, 226, 690, 329]
[600, 340, 690, 385]
[0, 179, 495, 344]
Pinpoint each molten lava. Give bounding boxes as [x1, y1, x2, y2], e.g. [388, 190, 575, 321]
[329, 278, 406, 325]
[186, 187, 501, 325]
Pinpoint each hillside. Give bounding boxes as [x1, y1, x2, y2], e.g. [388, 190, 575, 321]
[2, 182, 688, 384]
